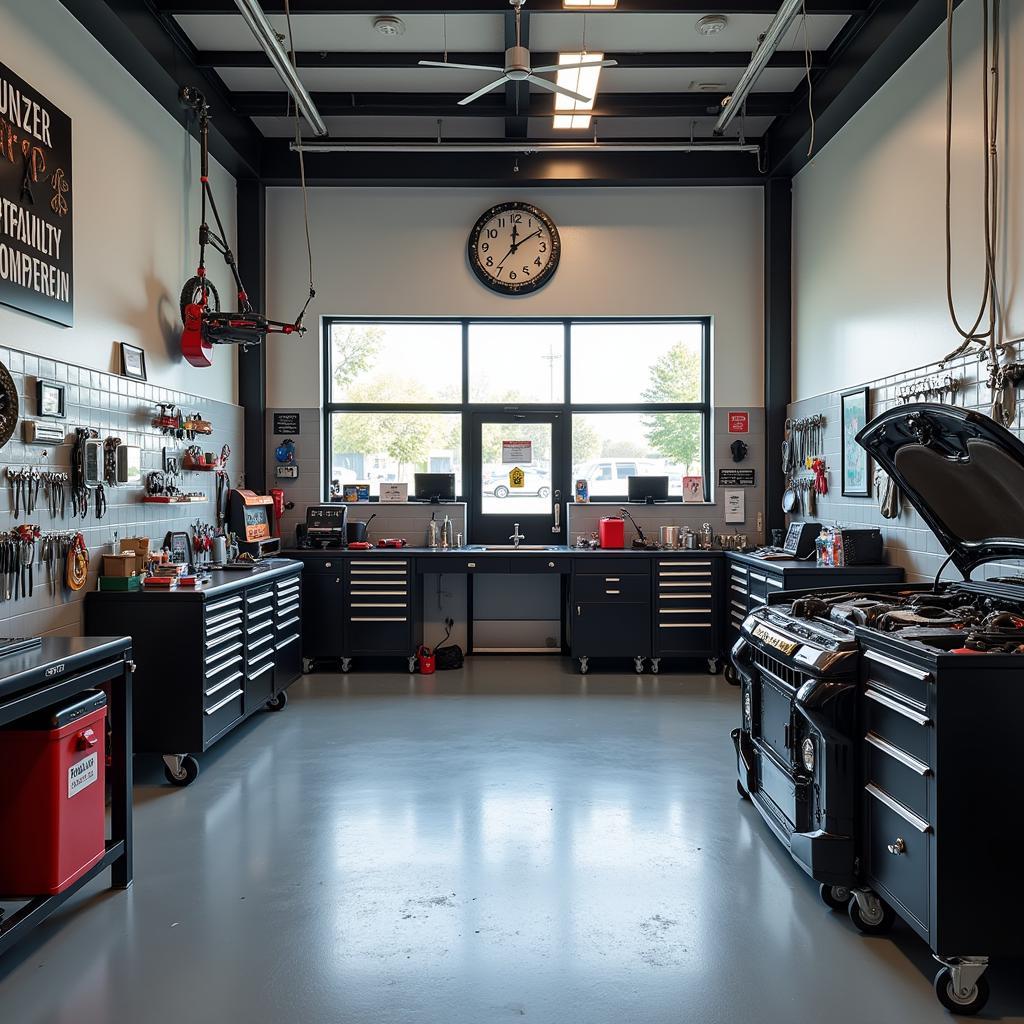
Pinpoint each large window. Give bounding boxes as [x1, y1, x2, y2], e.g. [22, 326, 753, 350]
[323, 318, 711, 501]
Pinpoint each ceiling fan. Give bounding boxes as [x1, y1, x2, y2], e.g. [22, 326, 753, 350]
[419, 0, 617, 107]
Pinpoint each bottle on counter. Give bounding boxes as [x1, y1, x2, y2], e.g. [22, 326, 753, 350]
[427, 512, 439, 549]
[440, 514, 454, 550]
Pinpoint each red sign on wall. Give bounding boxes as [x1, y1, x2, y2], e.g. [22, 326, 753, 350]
[728, 411, 749, 433]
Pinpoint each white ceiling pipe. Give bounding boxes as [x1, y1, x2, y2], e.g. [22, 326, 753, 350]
[233, 0, 328, 137]
[714, 0, 803, 136]
[289, 140, 761, 154]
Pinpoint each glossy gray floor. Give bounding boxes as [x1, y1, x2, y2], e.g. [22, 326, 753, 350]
[2, 659, 1022, 1023]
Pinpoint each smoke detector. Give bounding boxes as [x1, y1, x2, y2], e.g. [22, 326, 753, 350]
[695, 15, 728, 35]
[373, 16, 406, 37]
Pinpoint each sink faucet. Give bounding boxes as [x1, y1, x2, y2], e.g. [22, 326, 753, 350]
[509, 522, 525, 550]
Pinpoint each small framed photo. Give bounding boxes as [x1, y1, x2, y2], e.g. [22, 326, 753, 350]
[36, 379, 66, 418]
[841, 386, 871, 496]
[119, 342, 147, 381]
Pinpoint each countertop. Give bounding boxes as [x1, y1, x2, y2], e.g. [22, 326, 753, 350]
[0, 636, 132, 702]
[84, 558, 303, 602]
[726, 551, 904, 575]
[282, 546, 725, 558]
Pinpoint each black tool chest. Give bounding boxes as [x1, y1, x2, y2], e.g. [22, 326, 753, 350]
[651, 556, 723, 673]
[85, 559, 302, 785]
[570, 557, 652, 674]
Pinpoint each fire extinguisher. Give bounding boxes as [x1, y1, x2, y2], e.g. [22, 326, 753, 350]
[271, 488, 285, 538]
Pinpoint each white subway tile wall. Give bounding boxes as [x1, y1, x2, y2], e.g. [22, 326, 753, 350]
[0, 344, 243, 637]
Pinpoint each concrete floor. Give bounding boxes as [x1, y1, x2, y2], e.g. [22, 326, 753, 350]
[2, 659, 1022, 1023]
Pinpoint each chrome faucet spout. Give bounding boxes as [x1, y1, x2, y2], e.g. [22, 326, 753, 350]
[509, 522, 526, 550]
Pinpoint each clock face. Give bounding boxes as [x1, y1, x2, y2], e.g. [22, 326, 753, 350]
[467, 202, 560, 295]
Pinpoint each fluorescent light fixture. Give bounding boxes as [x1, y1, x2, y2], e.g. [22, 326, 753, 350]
[563, 1, 618, 7]
[232, 0, 328, 137]
[553, 51, 604, 130]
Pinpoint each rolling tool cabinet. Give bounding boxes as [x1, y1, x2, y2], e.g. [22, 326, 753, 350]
[85, 559, 302, 786]
[570, 557, 652, 674]
[652, 556, 723, 674]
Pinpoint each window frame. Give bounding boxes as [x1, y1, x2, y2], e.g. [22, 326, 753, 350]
[322, 316, 712, 504]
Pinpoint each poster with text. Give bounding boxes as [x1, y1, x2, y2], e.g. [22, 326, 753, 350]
[0, 60, 74, 326]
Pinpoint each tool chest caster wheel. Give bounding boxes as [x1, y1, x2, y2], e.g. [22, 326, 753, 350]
[724, 663, 740, 686]
[578, 657, 589, 675]
[266, 691, 288, 712]
[302, 658, 314, 674]
[933, 961, 990, 1015]
[848, 890, 895, 935]
[340, 658, 352, 673]
[163, 754, 199, 787]
[408, 656, 417, 674]
[819, 884, 852, 912]
[650, 659, 660, 675]
[634, 656, 645, 674]
[707, 658, 721, 675]
[736, 779, 750, 800]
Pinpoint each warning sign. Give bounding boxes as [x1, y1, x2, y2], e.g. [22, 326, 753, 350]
[509, 467, 525, 489]
[502, 440, 532, 464]
[728, 412, 749, 433]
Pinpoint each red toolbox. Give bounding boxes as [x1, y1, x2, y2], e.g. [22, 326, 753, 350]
[0, 690, 107, 896]
[599, 516, 625, 549]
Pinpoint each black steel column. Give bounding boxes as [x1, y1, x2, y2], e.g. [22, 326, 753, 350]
[237, 178, 267, 491]
[763, 177, 792, 535]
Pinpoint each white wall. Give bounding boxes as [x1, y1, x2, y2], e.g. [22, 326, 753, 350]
[265, 186, 764, 408]
[793, 0, 1024, 401]
[0, 0, 238, 401]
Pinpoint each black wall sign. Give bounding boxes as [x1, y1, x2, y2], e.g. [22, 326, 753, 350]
[0, 61, 73, 327]
[273, 412, 300, 435]
[718, 468, 756, 487]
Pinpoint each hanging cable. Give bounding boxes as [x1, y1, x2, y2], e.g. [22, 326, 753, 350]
[801, 0, 815, 158]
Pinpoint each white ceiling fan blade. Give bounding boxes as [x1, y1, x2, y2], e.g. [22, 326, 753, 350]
[531, 59, 618, 73]
[418, 60, 505, 72]
[527, 75, 591, 104]
[459, 77, 511, 105]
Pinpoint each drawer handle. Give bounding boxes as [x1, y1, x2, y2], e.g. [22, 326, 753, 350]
[661, 608, 711, 614]
[275, 633, 301, 651]
[731, 566, 747, 576]
[247, 590, 274, 603]
[249, 633, 274, 650]
[250, 645, 275, 664]
[206, 644, 243, 669]
[659, 623, 710, 629]
[730, 600, 746, 611]
[206, 608, 243, 627]
[206, 626, 242, 648]
[887, 837, 907, 856]
[277, 615, 301, 631]
[206, 595, 242, 613]
[749, 572, 766, 582]
[605, 577, 620, 582]
[352, 560, 407, 566]
[865, 688, 931, 726]
[351, 590, 407, 596]
[204, 687, 244, 715]
[730, 584, 747, 595]
[605, 589, 621, 595]
[768, 580, 783, 589]
[467, 562, 476, 568]
[660, 561, 711, 567]
[352, 602, 407, 608]
[205, 671, 243, 698]
[659, 571, 711, 578]
[661, 593, 711, 600]
[864, 732, 931, 776]
[548, 561, 555, 568]
[276, 602, 301, 619]
[350, 616, 407, 622]
[248, 605, 274, 620]
[749, 594, 766, 605]
[248, 662, 274, 680]
[348, 580, 407, 586]
[865, 650, 932, 681]
[864, 783, 931, 833]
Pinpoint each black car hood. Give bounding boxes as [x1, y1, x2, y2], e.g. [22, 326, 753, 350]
[856, 403, 1024, 577]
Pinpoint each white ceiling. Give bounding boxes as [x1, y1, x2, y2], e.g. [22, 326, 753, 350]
[173, 9, 848, 141]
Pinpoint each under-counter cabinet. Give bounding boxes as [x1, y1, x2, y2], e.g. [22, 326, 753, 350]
[85, 559, 302, 786]
[652, 556, 723, 674]
[570, 558, 652, 674]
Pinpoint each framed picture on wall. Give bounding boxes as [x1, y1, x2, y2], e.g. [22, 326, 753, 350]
[119, 343, 147, 381]
[36, 379, 66, 418]
[841, 386, 871, 496]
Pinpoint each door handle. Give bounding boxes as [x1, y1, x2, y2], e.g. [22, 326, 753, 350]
[552, 490, 561, 533]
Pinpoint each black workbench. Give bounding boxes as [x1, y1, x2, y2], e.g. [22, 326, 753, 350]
[0, 636, 134, 958]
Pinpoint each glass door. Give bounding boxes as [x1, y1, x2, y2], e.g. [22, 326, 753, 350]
[469, 411, 565, 545]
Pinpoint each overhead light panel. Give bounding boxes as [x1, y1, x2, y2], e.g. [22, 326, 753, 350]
[232, 0, 327, 137]
[562, 1, 618, 8]
[553, 51, 604, 130]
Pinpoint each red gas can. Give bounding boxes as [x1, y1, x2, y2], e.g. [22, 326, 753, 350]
[599, 516, 625, 549]
[0, 690, 107, 895]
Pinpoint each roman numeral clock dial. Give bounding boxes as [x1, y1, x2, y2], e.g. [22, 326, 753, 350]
[468, 202, 560, 295]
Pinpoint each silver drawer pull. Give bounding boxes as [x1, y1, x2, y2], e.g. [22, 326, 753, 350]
[660, 561, 711, 568]
[768, 580, 783, 588]
[605, 589, 621, 595]
[206, 607, 243, 627]
[604, 577, 620, 582]
[250, 645, 275, 664]
[659, 571, 711, 578]
[865, 688, 931, 726]
[661, 593, 711, 601]
[864, 783, 931, 833]
[350, 616, 408, 622]
[204, 687, 244, 715]
[865, 650, 932, 681]
[351, 590, 407, 597]
[749, 572, 767, 582]
[247, 590, 274, 603]
[206, 626, 242, 648]
[730, 584, 748, 594]
[864, 732, 931, 776]
[467, 562, 476, 568]
[248, 662, 274, 680]
[659, 623, 710, 629]
[351, 560, 407, 567]
[276, 581, 300, 593]
[347, 579, 407, 586]
[730, 600, 746, 611]
[205, 643, 243, 669]
[276, 600, 301, 616]
[205, 671, 243, 698]
[275, 633, 301, 651]
[731, 566, 747, 576]
[277, 615, 301, 631]
[659, 581, 711, 589]
[352, 602, 407, 608]
[749, 594, 766, 605]
[248, 618, 274, 635]
[206, 595, 242, 614]
[887, 837, 907, 856]
[206, 615, 243, 637]
[249, 634, 274, 652]
[661, 608, 711, 614]
[206, 654, 243, 678]
[351, 567, 407, 574]
[248, 605, 274, 620]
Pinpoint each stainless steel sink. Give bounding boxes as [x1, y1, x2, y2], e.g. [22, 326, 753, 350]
[469, 544, 558, 552]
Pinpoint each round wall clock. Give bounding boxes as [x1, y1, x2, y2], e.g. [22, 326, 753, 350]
[0, 359, 18, 449]
[467, 202, 560, 295]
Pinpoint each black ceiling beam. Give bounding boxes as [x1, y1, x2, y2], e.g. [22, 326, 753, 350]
[234, 91, 790, 118]
[158, 0, 867, 14]
[198, 49, 827, 71]
[258, 140, 765, 186]
[505, 7, 529, 140]
[766, 0, 966, 176]
[59, 0, 262, 177]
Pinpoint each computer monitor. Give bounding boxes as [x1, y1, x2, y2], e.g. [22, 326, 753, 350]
[627, 475, 669, 504]
[413, 472, 456, 503]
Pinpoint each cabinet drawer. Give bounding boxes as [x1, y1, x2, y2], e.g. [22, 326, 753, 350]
[865, 782, 931, 929]
[204, 667, 243, 703]
[348, 617, 412, 655]
[203, 686, 244, 742]
[428, 555, 509, 574]
[302, 557, 342, 573]
[863, 649, 931, 708]
[864, 687, 931, 764]
[205, 623, 242, 652]
[246, 589, 274, 609]
[206, 594, 243, 617]
[276, 614, 301, 635]
[510, 556, 571, 574]
[573, 573, 649, 602]
[656, 623, 713, 653]
[275, 575, 301, 593]
[574, 557, 648, 576]
[659, 593, 715, 609]
[246, 616, 274, 639]
[205, 646, 244, 676]
[865, 733, 930, 823]
[275, 599, 301, 620]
